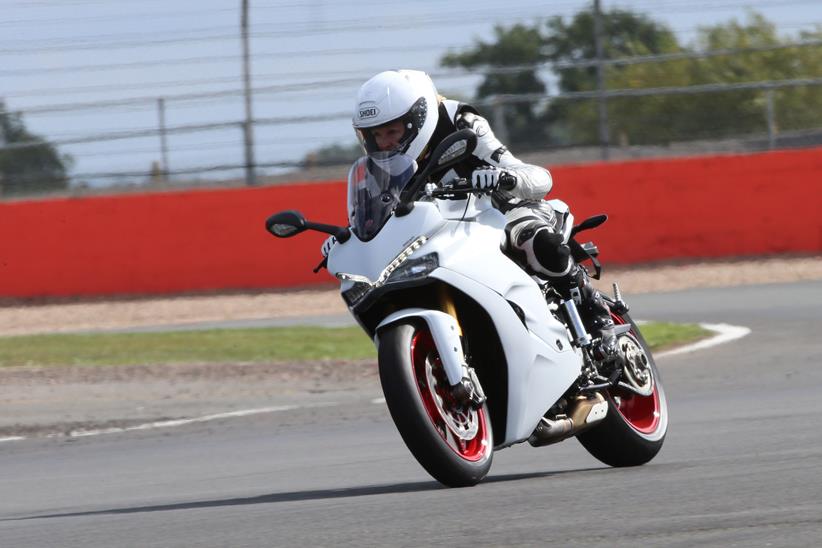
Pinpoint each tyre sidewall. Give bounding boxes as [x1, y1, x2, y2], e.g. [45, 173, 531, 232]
[576, 313, 668, 467]
[378, 321, 493, 487]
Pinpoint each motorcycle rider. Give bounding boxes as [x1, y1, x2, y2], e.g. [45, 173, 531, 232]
[325, 69, 619, 362]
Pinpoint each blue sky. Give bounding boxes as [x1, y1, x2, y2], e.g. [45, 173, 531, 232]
[2, 0, 820, 185]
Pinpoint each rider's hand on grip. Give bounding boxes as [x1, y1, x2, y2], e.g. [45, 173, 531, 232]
[471, 167, 503, 191]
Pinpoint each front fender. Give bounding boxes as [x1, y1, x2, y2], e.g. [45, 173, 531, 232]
[376, 308, 466, 387]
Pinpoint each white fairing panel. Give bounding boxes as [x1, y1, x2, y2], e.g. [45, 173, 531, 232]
[375, 308, 467, 386]
[431, 269, 581, 445]
[328, 196, 583, 446]
[327, 201, 445, 284]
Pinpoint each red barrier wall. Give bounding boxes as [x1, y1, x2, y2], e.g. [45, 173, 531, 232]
[0, 183, 347, 298]
[551, 147, 822, 264]
[1, 147, 820, 298]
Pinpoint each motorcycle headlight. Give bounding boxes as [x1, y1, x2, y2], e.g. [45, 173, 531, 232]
[386, 252, 439, 284]
[341, 252, 439, 307]
[342, 281, 372, 307]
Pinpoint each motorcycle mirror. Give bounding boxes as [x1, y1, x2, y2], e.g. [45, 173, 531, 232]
[266, 210, 306, 238]
[266, 210, 350, 242]
[395, 129, 478, 217]
[429, 128, 478, 174]
[570, 214, 608, 238]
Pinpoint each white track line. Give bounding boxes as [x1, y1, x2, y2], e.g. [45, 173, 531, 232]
[656, 322, 751, 358]
[2, 403, 341, 444]
[0, 323, 749, 444]
[66, 405, 300, 438]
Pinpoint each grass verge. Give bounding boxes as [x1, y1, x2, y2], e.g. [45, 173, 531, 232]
[0, 322, 711, 368]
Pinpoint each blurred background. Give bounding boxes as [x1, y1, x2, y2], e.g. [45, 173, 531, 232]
[1, 0, 821, 199]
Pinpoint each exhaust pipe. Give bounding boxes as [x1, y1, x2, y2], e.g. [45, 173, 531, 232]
[528, 393, 609, 447]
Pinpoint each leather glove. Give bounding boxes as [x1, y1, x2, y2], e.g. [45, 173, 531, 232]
[320, 235, 337, 257]
[471, 167, 502, 191]
[471, 168, 516, 191]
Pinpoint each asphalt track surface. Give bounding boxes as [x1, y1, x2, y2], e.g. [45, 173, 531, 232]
[1, 281, 821, 547]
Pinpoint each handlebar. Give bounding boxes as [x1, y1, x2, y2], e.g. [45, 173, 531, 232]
[429, 187, 482, 198]
[313, 256, 328, 273]
[499, 172, 517, 190]
[428, 178, 484, 199]
[427, 173, 516, 199]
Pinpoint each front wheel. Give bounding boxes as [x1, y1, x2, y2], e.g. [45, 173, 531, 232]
[576, 311, 668, 467]
[378, 321, 493, 487]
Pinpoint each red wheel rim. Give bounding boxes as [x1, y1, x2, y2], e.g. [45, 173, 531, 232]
[611, 314, 662, 435]
[410, 329, 491, 461]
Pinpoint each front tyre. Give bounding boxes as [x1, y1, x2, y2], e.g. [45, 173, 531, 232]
[378, 321, 493, 487]
[576, 311, 668, 467]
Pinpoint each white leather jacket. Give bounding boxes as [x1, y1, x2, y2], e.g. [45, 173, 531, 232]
[441, 99, 553, 203]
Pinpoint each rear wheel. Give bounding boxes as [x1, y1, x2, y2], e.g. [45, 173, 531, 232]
[576, 311, 668, 467]
[378, 321, 493, 487]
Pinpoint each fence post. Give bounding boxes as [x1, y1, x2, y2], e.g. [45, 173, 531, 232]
[0, 124, 4, 197]
[241, 0, 257, 186]
[593, 0, 610, 160]
[765, 89, 777, 150]
[491, 97, 510, 145]
[157, 98, 169, 182]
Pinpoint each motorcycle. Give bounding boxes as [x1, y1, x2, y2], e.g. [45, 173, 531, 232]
[266, 129, 668, 487]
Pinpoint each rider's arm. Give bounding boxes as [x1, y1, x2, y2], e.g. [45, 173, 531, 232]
[456, 112, 553, 200]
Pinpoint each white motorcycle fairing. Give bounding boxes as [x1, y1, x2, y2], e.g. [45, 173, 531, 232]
[327, 197, 583, 446]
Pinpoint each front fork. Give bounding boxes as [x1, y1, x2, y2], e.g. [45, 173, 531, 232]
[563, 295, 593, 348]
[438, 285, 487, 409]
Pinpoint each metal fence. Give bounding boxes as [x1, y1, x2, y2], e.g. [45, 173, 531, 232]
[3, 42, 822, 199]
[483, 77, 822, 151]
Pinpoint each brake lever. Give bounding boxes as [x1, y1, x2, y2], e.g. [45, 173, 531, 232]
[313, 256, 328, 274]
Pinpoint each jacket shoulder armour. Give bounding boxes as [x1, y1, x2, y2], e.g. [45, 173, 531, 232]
[441, 99, 479, 128]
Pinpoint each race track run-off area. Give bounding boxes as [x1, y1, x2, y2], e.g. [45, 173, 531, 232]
[1, 281, 821, 547]
[0, 322, 748, 444]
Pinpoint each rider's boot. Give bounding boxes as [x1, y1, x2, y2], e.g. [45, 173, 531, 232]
[520, 228, 621, 362]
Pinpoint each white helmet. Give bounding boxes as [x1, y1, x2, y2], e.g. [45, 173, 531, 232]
[352, 69, 439, 161]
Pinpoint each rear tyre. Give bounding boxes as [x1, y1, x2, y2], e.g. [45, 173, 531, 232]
[378, 321, 493, 487]
[576, 311, 668, 467]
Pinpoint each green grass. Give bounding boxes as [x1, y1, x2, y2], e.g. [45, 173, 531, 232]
[0, 322, 711, 368]
[639, 321, 710, 352]
[0, 327, 376, 367]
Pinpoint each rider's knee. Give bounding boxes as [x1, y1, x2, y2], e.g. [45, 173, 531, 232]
[532, 229, 570, 272]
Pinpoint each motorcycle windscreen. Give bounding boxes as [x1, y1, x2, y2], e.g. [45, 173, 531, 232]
[346, 152, 417, 241]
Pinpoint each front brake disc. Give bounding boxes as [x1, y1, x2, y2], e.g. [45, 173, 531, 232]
[425, 354, 479, 440]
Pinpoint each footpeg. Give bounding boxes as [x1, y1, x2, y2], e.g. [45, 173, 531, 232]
[592, 327, 622, 364]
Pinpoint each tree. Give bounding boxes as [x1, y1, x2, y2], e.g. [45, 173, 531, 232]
[0, 101, 71, 196]
[543, 9, 680, 145]
[439, 9, 822, 148]
[542, 8, 679, 91]
[442, 24, 549, 149]
[441, 9, 679, 147]
[605, 13, 822, 144]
